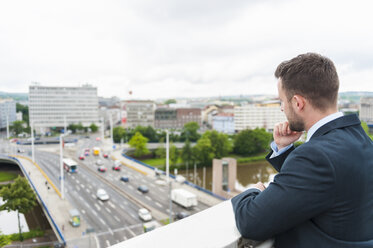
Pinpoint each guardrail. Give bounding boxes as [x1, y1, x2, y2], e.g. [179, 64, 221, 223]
[0, 155, 65, 246]
[121, 152, 227, 201]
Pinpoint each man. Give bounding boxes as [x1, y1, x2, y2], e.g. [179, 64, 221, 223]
[232, 53, 373, 247]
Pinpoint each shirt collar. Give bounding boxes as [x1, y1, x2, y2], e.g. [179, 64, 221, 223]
[306, 112, 344, 142]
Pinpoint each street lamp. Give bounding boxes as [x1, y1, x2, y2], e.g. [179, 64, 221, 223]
[166, 130, 173, 223]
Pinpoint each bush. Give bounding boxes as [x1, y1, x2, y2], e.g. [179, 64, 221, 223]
[8, 229, 44, 241]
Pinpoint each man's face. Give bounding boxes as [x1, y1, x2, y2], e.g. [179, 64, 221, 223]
[277, 79, 305, 132]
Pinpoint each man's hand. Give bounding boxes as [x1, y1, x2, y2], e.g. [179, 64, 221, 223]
[252, 182, 266, 191]
[274, 121, 302, 150]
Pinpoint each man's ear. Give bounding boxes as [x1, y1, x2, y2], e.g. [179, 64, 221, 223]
[292, 95, 306, 111]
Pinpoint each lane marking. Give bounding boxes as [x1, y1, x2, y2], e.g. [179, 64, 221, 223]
[108, 202, 116, 209]
[98, 200, 104, 206]
[94, 203, 101, 211]
[80, 184, 85, 189]
[106, 207, 111, 213]
[126, 227, 136, 237]
[145, 196, 151, 201]
[155, 202, 162, 208]
[92, 194, 96, 199]
[130, 213, 136, 219]
[106, 240, 110, 247]
[109, 228, 114, 235]
[81, 209, 86, 214]
[114, 215, 120, 222]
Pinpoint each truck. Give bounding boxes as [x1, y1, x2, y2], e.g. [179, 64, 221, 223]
[171, 188, 198, 208]
[69, 209, 81, 227]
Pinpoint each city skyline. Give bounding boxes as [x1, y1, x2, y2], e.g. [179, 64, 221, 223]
[1, 0, 373, 99]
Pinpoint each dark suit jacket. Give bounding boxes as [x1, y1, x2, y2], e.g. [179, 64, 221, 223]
[232, 114, 373, 248]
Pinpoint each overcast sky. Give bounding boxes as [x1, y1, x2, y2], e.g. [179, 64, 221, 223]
[1, 0, 373, 100]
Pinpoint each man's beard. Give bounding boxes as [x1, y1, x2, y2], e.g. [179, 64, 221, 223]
[287, 106, 305, 132]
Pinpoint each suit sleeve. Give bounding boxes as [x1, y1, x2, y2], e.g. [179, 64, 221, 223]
[232, 146, 336, 241]
[266, 145, 295, 172]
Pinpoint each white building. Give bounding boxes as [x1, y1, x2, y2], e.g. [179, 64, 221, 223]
[360, 97, 373, 125]
[29, 84, 99, 133]
[234, 103, 286, 132]
[212, 113, 235, 134]
[121, 100, 155, 128]
[0, 99, 16, 129]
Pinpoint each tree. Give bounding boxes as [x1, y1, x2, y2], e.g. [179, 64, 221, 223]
[193, 136, 215, 166]
[68, 124, 78, 133]
[90, 123, 98, 133]
[10, 121, 26, 135]
[0, 176, 37, 242]
[133, 126, 158, 142]
[164, 99, 177, 105]
[113, 126, 126, 143]
[0, 231, 11, 247]
[203, 130, 232, 159]
[181, 139, 193, 166]
[16, 103, 29, 126]
[180, 122, 200, 142]
[129, 132, 149, 158]
[169, 143, 179, 166]
[233, 128, 272, 156]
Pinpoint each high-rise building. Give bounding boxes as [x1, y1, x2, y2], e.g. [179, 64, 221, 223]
[212, 113, 235, 134]
[121, 100, 155, 128]
[0, 99, 16, 129]
[234, 102, 286, 132]
[154, 108, 202, 129]
[29, 84, 99, 133]
[360, 97, 373, 125]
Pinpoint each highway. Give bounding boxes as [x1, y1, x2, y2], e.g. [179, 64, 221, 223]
[11, 136, 210, 247]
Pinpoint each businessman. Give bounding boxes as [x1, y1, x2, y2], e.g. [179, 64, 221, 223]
[232, 53, 373, 247]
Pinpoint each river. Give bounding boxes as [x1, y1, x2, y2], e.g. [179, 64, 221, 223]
[177, 160, 277, 192]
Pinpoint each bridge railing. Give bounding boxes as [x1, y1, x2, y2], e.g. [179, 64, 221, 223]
[0, 155, 65, 246]
[110, 200, 273, 248]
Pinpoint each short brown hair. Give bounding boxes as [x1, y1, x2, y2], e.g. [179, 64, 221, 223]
[275, 53, 339, 111]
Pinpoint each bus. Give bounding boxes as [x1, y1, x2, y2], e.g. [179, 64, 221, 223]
[63, 158, 78, 173]
[93, 147, 100, 156]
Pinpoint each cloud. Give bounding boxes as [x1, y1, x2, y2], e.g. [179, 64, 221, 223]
[0, 0, 373, 99]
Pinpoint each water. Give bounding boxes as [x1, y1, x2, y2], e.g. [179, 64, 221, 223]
[178, 160, 277, 192]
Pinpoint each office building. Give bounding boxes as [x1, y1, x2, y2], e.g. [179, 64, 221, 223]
[212, 113, 235, 134]
[0, 99, 16, 129]
[121, 100, 155, 128]
[29, 84, 99, 133]
[360, 97, 373, 126]
[234, 102, 286, 132]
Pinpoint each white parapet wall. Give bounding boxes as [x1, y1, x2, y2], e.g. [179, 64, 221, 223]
[110, 200, 274, 248]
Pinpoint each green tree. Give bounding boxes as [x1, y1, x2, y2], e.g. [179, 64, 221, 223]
[169, 143, 179, 166]
[164, 99, 177, 105]
[203, 130, 232, 159]
[10, 121, 26, 135]
[129, 132, 149, 157]
[233, 128, 272, 156]
[16, 103, 29, 126]
[90, 123, 98, 133]
[0, 231, 11, 247]
[181, 139, 193, 166]
[68, 124, 78, 133]
[180, 122, 200, 142]
[193, 136, 215, 166]
[155, 137, 166, 159]
[113, 126, 126, 143]
[0, 176, 37, 242]
[76, 123, 84, 132]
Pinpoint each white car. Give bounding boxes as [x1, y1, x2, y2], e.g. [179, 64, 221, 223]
[96, 159, 103, 166]
[96, 189, 109, 201]
[138, 208, 152, 222]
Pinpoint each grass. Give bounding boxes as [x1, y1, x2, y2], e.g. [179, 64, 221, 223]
[141, 157, 183, 168]
[0, 172, 18, 182]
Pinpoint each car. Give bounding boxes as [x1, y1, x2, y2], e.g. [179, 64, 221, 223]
[112, 165, 121, 171]
[138, 208, 152, 222]
[84, 151, 89, 156]
[97, 166, 107, 172]
[175, 211, 190, 220]
[120, 176, 129, 182]
[103, 153, 109, 158]
[84, 148, 90, 152]
[79, 155, 85, 160]
[96, 189, 109, 201]
[17, 148, 25, 153]
[137, 185, 149, 193]
[96, 159, 103, 166]
[96, 137, 101, 141]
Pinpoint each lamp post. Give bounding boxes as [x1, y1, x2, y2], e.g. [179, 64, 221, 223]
[59, 132, 67, 200]
[31, 121, 35, 163]
[166, 130, 173, 223]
